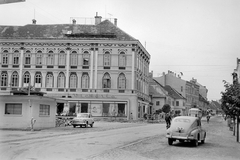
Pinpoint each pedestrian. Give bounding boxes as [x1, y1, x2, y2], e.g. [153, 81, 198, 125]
[165, 113, 172, 129]
[206, 114, 211, 123]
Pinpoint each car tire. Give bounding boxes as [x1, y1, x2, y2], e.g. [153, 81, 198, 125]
[193, 140, 198, 147]
[168, 138, 173, 145]
[90, 123, 93, 127]
[201, 133, 206, 144]
[73, 125, 76, 128]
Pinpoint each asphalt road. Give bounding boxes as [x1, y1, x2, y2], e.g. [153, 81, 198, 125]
[0, 116, 239, 160]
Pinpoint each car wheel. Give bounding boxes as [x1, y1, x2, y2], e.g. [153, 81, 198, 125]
[201, 133, 206, 144]
[193, 140, 198, 147]
[90, 123, 93, 127]
[73, 125, 76, 128]
[168, 138, 173, 145]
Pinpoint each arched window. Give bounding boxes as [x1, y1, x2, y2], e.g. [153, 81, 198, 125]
[58, 50, 66, 65]
[70, 51, 78, 66]
[36, 50, 43, 65]
[118, 73, 126, 89]
[46, 50, 54, 65]
[69, 73, 77, 88]
[35, 72, 42, 88]
[25, 50, 31, 65]
[11, 72, 18, 87]
[46, 73, 53, 88]
[57, 72, 65, 88]
[118, 52, 126, 67]
[23, 72, 30, 87]
[13, 50, 20, 65]
[2, 50, 8, 65]
[81, 73, 89, 89]
[103, 51, 111, 66]
[102, 73, 111, 88]
[83, 51, 90, 66]
[1, 72, 8, 86]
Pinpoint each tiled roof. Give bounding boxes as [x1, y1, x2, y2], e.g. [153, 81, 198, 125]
[0, 20, 136, 41]
[149, 85, 166, 98]
[164, 85, 185, 99]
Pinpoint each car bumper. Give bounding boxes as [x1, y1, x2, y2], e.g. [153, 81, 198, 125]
[166, 135, 195, 140]
[72, 122, 87, 125]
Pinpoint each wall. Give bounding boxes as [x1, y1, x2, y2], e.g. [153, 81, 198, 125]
[0, 95, 56, 129]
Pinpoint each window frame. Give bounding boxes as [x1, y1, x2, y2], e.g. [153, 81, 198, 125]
[5, 103, 22, 115]
[39, 104, 50, 116]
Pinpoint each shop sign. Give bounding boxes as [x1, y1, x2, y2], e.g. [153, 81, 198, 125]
[72, 94, 116, 99]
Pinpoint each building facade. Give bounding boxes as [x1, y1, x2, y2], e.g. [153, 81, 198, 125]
[0, 15, 151, 120]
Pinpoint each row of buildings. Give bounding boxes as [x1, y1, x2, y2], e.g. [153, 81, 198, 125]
[0, 14, 221, 128]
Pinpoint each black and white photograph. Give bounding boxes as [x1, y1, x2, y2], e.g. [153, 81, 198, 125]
[0, 0, 240, 160]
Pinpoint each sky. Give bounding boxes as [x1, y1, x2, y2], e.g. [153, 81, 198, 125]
[0, 0, 240, 101]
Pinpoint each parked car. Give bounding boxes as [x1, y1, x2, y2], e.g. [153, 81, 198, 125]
[72, 113, 94, 128]
[166, 116, 206, 146]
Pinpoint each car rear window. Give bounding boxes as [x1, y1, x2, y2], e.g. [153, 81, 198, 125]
[174, 119, 191, 123]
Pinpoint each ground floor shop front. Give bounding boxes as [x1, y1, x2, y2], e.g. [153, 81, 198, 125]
[49, 93, 151, 121]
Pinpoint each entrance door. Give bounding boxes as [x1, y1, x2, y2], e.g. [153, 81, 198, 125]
[118, 104, 125, 116]
[81, 103, 88, 113]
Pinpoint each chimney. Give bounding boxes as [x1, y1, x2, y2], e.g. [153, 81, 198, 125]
[72, 19, 76, 25]
[32, 19, 36, 24]
[114, 18, 117, 26]
[94, 12, 102, 25]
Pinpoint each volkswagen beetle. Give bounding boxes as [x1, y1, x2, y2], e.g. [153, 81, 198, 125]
[166, 116, 206, 146]
[72, 113, 94, 128]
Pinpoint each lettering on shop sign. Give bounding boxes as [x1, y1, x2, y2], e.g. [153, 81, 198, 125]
[72, 94, 116, 99]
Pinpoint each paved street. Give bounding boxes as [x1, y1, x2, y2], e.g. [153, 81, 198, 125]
[0, 116, 239, 160]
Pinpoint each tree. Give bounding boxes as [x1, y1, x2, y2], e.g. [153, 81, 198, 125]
[221, 80, 240, 142]
[162, 104, 171, 113]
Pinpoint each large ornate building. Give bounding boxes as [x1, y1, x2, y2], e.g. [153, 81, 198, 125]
[0, 14, 151, 120]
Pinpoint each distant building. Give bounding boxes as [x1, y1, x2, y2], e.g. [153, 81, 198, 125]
[0, 14, 151, 120]
[154, 71, 201, 112]
[149, 71, 186, 115]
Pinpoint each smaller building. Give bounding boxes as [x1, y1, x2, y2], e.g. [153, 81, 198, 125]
[0, 94, 57, 129]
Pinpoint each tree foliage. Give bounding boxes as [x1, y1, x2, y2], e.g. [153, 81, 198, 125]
[221, 80, 240, 117]
[162, 104, 171, 113]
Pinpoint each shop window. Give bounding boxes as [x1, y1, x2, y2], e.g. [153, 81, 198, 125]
[5, 103, 22, 115]
[102, 103, 110, 116]
[39, 104, 50, 116]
